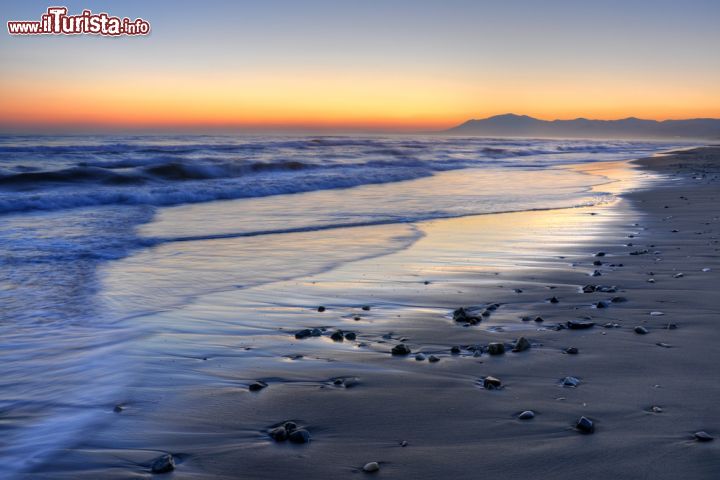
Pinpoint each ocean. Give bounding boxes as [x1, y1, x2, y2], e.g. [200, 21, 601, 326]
[0, 135, 685, 473]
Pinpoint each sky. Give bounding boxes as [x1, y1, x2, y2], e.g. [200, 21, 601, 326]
[1, 0, 719, 133]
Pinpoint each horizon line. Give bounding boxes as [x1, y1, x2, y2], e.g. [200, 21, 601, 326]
[2, 113, 720, 136]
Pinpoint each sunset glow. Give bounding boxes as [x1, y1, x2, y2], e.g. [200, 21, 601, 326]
[2, 0, 720, 132]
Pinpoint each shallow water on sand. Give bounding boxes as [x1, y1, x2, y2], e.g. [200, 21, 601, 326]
[0, 135, 674, 475]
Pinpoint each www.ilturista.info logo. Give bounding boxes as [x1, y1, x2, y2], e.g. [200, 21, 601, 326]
[7, 7, 150, 36]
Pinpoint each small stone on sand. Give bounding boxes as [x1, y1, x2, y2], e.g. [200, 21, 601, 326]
[428, 355, 440, 363]
[487, 342, 505, 355]
[344, 332, 357, 340]
[518, 410, 535, 420]
[694, 431, 714, 442]
[513, 337, 531, 352]
[317, 306, 326, 312]
[483, 376, 502, 389]
[567, 320, 595, 330]
[362, 305, 371, 311]
[150, 454, 175, 474]
[564, 347, 579, 355]
[391, 343, 411, 356]
[330, 330, 345, 342]
[576, 416, 595, 433]
[415, 353, 426, 361]
[363, 462, 380, 472]
[288, 429, 311, 444]
[249, 381, 268, 391]
[269, 426, 288, 441]
[650, 311, 664, 316]
[562, 376, 580, 387]
[450, 345, 461, 354]
[634, 326, 649, 335]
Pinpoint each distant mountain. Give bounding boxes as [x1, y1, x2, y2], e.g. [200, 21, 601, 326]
[445, 114, 720, 139]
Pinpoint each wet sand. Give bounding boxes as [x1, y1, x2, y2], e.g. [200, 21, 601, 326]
[30, 147, 720, 479]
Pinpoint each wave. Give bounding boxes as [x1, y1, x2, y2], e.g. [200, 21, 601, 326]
[0, 135, 687, 215]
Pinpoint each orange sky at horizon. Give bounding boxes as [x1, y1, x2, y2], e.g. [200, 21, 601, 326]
[3, 1, 720, 132]
[3, 68, 719, 132]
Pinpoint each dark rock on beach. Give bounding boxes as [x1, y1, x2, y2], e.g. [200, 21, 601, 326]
[564, 347, 579, 354]
[567, 320, 595, 330]
[634, 326, 649, 335]
[576, 416, 595, 433]
[391, 343, 412, 356]
[518, 410, 535, 420]
[150, 454, 176, 474]
[487, 342, 505, 355]
[317, 306, 326, 312]
[483, 376, 502, 389]
[561, 376, 581, 387]
[288, 429, 311, 444]
[249, 381, 268, 392]
[295, 328, 322, 339]
[512, 337, 531, 352]
[330, 330, 345, 342]
[453, 306, 482, 324]
[694, 431, 714, 442]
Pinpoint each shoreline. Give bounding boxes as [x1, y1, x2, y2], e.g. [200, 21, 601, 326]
[23, 147, 720, 479]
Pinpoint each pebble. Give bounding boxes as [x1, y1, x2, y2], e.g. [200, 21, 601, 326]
[595, 252, 606, 257]
[673, 273, 684, 278]
[269, 426, 289, 442]
[249, 381, 268, 392]
[288, 429, 311, 444]
[391, 343, 412, 356]
[656, 342, 672, 348]
[650, 311, 664, 316]
[363, 462, 380, 472]
[576, 416, 595, 433]
[361, 305, 371, 311]
[487, 342, 505, 355]
[702, 267, 711, 272]
[295, 328, 322, 339]
[561, 376, 581, 387]
[150, 454, 175, 474]
[518, 410, 535, 420]
[595, 301, 608, 309]
[415, 353, 426, 361]
[564, 347, 579, 355]
[330, 330, 345, 342]
[596, 285, 617, 293]
[634, 326, 649, 335]
[582, 285, 596, 293]
[548, 296, 560, 304]
[344, 332, 357, 341]
[400, 440, 408, 447]
[428, 355, 440, 363]
[513, 337, 531, 352]
[651, 406, 663, 413]
[113, 404, 124, 413]
[483, 376, 502, 389]
[694, 431, 714, 442]
[453, 306, 482, 324]
[591, 270, 602, 277]
[450, 346, 461, 354]
[534, 316, 544, 323]
[317, 306, 326, 312]
[567, 320, 595, 330]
